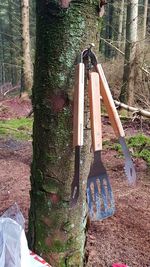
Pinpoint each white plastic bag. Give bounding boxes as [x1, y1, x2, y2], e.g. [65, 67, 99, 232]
[1, 203, 25, 229]
[20, 229, 31, 267]
[0, 217, 22, 267]
[0, 203, 31, 267]
[0, 203, 51, 267]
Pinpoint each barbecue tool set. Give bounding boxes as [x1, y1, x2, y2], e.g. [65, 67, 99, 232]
[70, 45, 136, 221]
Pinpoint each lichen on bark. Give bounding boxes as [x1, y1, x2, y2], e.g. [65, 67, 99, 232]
[28, 0, 100, 266]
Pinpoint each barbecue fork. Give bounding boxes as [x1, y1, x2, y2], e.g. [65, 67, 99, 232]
[70, 60, 85, 206]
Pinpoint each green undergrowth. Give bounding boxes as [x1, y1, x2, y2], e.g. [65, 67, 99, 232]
[0, 118, 33, 140]
[103, 134, 150, 165]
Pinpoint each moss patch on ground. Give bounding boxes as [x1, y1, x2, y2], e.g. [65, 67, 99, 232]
[0, 118, 33, 140]
[127, 134, 150, 165]
[104, 134, 150, 165]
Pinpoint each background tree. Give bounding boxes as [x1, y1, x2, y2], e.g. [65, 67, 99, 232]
[20, 0, 33, 97]
[135, 0, 149, 106]
[99, 0, 149, 107]
[0, 0, 22, 88]
[27, 0, 101, 266]
[0, 0, 35, 96]
[8, 0, 15, 85]
[120, 0, 138, 105]
[117, 0, 125, 51]
[105, 0, 115, 58]
[143, 0, 148, 39]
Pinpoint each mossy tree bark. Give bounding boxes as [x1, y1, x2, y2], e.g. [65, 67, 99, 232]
[28, 1, 100, 266]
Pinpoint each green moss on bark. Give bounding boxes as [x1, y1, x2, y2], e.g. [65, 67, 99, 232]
[28, 0, 100, 266]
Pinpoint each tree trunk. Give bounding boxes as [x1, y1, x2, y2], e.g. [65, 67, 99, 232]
[138, 0, 148, 40]
[8, 0, 16, 85]
[147, 0, 150, 34]
[134, 0, 149, 105]
[20, 0, 33, 97]
[122, 2, 127, 51]
[118, 0, 124, 51]
[143, 0, 148, 39]
[105, 0, 114, 58]
[0, 24, 5, 85]
[120, 0, 138, 105]
[28, 1, 100, 266]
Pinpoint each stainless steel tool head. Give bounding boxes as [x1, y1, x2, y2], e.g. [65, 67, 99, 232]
[86, 151, 115, 221]
[70, 146, 80, 207]
[119, 137, 136, 185]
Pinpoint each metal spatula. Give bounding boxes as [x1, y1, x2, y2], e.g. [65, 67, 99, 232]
[96, 64, 136, 185]
[87, 72, 115, 220]
[70, 62, 85, 207]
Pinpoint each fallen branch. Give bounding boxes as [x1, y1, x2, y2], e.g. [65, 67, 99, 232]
[100, 95, 150, 118]
[114, 100, 150, 118]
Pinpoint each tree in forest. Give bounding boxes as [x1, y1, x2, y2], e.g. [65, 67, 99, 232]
[100, 1, 120, 59]
[27, 0, 101, 266]
[143, 0, 148, 39]
[0, 0, 35, 96]
[20, 0, 33, 97]
[8, 0, 16, 85]
[0, 19, 5, 85]
[120, 0, 138, 105]
[105, 0, 115, 58]
[0, 0, 21, 89]
[134, 0, 149, 106]
[117, 0, 125, 51]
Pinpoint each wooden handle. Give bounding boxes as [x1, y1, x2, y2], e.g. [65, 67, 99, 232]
[88, 72, 102, 152]
[73, 63, 84, 147]
[96, 64, 125, 138]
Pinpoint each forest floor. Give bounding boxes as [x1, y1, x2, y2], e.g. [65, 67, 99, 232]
[0, 96, 150, 267]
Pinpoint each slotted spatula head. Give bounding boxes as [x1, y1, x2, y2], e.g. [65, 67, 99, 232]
[87, 72, 115, 220]
[87, 151, 115, 220]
